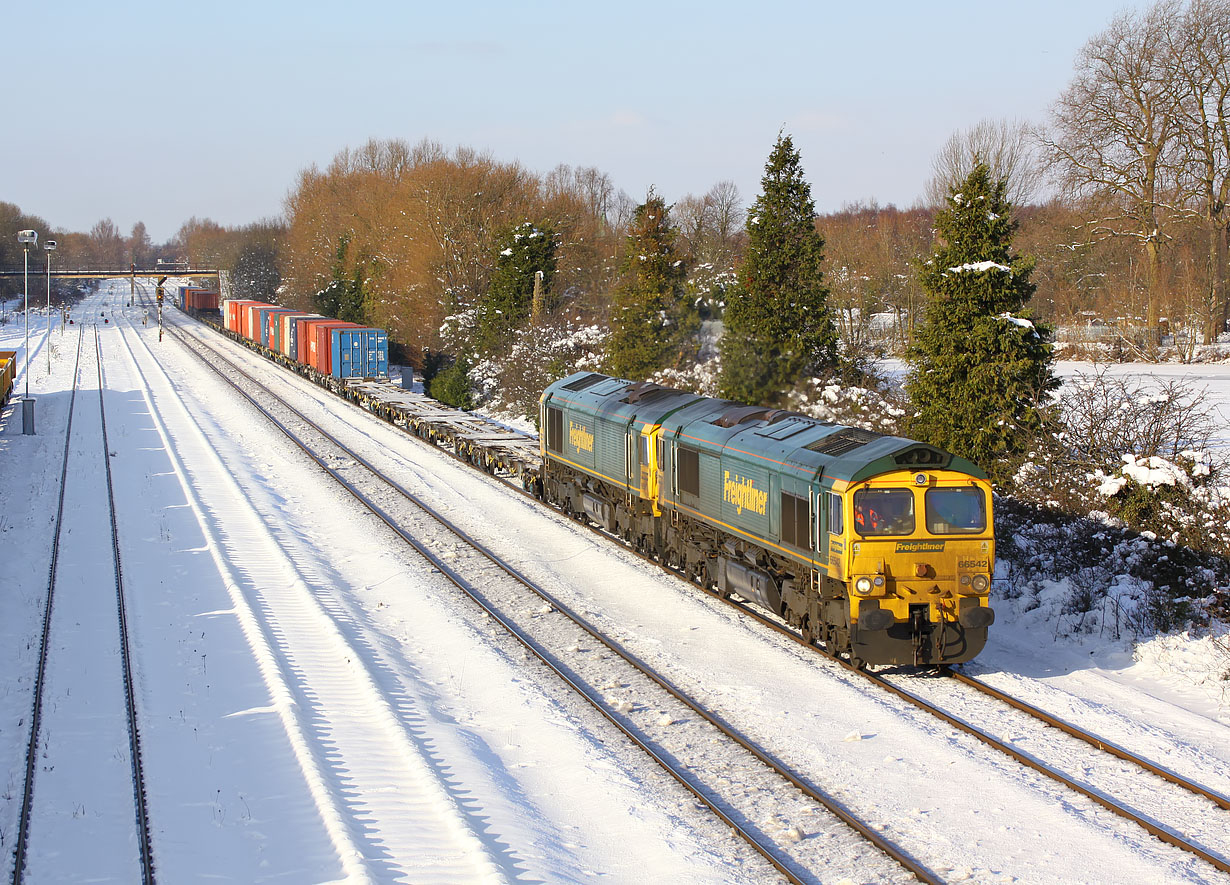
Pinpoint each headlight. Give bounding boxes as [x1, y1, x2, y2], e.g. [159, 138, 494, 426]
[971, 574, 990, 593]
[855, 577, 873, 595]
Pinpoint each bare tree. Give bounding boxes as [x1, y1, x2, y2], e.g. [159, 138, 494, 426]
[129, 221, 152, 267]
[1043, 2, 1186, 328]
[672, 193, 714, 261]
[673, 180, 744, 268]
[1169, 0, 1230, 341]
[89, 218, 127, 267]
[925, 118, 1043, 208]
[706, 179, 744, 249]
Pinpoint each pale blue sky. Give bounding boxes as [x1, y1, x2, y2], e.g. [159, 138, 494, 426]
[3, 0, 1143, 243]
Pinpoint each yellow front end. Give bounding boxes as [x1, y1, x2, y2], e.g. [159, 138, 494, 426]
[837, 469, 995, 665]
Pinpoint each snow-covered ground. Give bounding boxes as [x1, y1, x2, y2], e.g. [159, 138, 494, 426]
[1054, 358, 1230, 454]
[1, 283, 1229, 883]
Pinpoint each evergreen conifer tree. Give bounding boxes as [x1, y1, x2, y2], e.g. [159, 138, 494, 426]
[475, 221, 557, 354]
[905, 163, 1057, 481]
[317, 233, 368, 324]
[605, 192, 696, 379]
[719, 133, 837, 405]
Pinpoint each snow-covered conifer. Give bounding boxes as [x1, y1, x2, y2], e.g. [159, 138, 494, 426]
[905, 163, 1057, 481]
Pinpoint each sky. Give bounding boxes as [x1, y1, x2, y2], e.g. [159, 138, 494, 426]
[2, 0, 1146, 244]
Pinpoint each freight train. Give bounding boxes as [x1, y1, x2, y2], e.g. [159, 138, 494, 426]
[166, 286, 390, 381]
[173, 291, 993, 667]
[537, 372, 995, 667]
[0, 349, 15, 407]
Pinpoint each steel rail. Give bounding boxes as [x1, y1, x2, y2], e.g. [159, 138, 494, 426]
[166, 295, 1230, 878]
[11, 327, 84, 885]
[948, 669, 1230, 812]
[862, 666, 1230, 874]
[163, 320, 941, 885]
[94, 331, 157, 884]
[710, 595, 1230, 876]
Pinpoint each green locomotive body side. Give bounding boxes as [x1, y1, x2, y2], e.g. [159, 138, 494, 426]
[539, 372, 995, 667]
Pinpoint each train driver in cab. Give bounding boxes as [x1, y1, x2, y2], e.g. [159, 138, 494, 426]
[854, 489, 914, 535]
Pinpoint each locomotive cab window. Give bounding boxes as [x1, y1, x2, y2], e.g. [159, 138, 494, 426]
[853, 488, 914, 536]
[827, 492, 843, 536]
[925, 487, 986, 534]
[545, 406, 564, 452]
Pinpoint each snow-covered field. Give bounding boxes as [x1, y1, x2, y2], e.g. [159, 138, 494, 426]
[1, 283, 1229, 883]
[1054, 358, 1230, 454]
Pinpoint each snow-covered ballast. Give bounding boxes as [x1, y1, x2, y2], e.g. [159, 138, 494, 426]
[538, 371, 997, 668]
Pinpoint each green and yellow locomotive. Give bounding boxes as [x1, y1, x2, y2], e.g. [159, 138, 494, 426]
[538, 372, 995, 667]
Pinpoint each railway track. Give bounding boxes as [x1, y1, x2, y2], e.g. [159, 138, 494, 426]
[118, 302, 523, 880]
[10, 326, 155, 885]
[164, 318, 942, 884]
[161, 297, 1230, 878]
[707, 594, 1230, 877]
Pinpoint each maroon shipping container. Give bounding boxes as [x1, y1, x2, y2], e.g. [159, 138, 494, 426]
[305, 320, 354, 374]
[187, 289, 220, 312]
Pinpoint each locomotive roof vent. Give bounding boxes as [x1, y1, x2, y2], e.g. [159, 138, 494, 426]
[806, 427, 882, 456]
[711, 405, 804, 428]
[620, 381, 682, 404]
[562, 372, 607, 392]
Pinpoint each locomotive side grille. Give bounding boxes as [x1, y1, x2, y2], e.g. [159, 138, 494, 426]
[780, 492, 809, 548]
[678, 446, 700, 497]
[546, 406, 564, 452]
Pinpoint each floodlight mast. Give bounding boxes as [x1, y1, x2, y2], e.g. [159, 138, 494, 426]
[17, 230, 37, 400]
[44, 240, 56, 374]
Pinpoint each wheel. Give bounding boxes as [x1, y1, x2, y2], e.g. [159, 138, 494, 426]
[800, 617, 815, 645]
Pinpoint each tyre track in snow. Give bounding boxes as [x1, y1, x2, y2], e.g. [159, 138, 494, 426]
[113, 310, 515, 882]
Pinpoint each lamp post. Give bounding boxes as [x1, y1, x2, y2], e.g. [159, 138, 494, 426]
[44, 240, 56, 375]
[17, 229, 38, 434]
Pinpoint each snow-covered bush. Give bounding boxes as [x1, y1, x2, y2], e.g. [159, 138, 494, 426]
[1012, 368, 1230, 555]
[995, 497, 1229, 639]
[468, 314, 607, 425]
[787, 373, 908, 435]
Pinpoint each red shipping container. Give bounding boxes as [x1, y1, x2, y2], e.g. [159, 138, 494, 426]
[294, 317, 338, 365]
[293, 317, 319, 364]
[305, 320, 353, 375]
[224, 300, 260, 334]
[242, 302, 276, 342]
[276, 313, 319, 358]
[259, 308, 299, 349]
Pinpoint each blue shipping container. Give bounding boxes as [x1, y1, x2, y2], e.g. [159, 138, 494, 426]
[280, 313, 321, 360]
[329, 327, 388, 379]
[258, 308, 298, 349]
